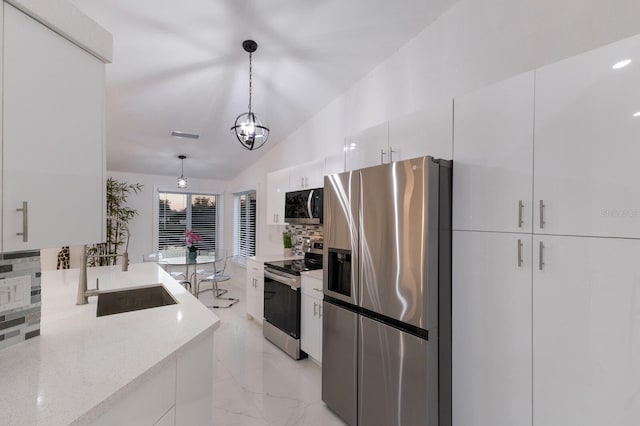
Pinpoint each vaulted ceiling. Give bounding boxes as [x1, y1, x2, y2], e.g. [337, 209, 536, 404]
[70, 0, 458, 180]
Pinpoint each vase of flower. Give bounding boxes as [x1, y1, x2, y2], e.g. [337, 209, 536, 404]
[188, 246, 198, 262]
[185, 230, 201, 262]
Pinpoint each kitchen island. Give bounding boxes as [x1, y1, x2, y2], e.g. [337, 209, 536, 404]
[0, 262, 219, 425]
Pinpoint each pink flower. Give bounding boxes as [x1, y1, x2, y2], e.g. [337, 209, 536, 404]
[185, 229, 201, 247]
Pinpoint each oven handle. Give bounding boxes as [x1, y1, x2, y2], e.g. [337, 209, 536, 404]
[264, 268, 300, 289]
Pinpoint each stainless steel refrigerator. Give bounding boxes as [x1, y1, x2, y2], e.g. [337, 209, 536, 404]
[322, 156, 452, 426]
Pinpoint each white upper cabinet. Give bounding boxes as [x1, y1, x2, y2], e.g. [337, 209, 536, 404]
[289, 159, 324, 190]
[345, 121, 389, 171]
[452, 231, 532, 426]
[534, 35, 640, 238]
[2, 4, 105, 252]
[265, 169, 289, 225]
[452, 71, 535, 233]
[533, 235, 640, 425]
[388, 99, 453, 162]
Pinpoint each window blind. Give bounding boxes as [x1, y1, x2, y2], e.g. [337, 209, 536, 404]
[233, 190, 256, 262]
[158, 191, 219, 253]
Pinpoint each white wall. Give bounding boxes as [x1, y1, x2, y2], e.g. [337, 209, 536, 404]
[225, 0, 640, 256]
[42, 171, 228, 270]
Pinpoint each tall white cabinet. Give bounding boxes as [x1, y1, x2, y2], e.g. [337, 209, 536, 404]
[1, 3, 107, 252]
[452, 231, 532, 426]
[453, 33, 640, 426]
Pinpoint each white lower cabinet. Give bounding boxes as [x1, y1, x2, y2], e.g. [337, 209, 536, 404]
[301, 274, 323, 363]
[452, 231, 532, 426]
[533, 235, 640, 425]
[246, 259, 264, 323]
[92, 330, 214, 425]
[454, 231, 640, 426]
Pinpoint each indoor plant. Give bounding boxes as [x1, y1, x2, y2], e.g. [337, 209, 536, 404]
[185, 229, 201, 261]
[283, 230, 293, 256]
[88, 177, 142, 267]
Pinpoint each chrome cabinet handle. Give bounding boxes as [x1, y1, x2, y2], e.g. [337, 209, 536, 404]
[304, 176, 308, 188]
[16, 201, 28, 242]
[389, 146, 396, 162]
[539, 200, 545, 229]
[319, 304, 323, 319]
[517, 239, 523, 267]
[380, 149, 387, 164]
[539, 241, 545, 271]
[313, 302, 318, 317]
[518, 200, 524, 228]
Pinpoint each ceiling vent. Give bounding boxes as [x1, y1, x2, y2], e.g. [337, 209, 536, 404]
[170, 131, 200, 140]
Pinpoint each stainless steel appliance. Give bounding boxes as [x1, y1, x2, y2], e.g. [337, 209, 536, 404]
[263, 245, 323, 360]
[285, 188, 324, 224]
[322, 156, 452, 426]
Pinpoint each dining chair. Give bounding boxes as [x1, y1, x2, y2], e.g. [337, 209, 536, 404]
[142, 251, 191, 291]
[196, 255, 238, 309]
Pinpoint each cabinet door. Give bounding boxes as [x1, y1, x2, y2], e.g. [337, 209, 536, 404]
[301, 293, 319, 359]
[3, 5, 104, 252]
[289, 160, 323, 190]
[245, 259, 262, 321]
[452, 231, 532, 426]
[389, 99, 453, 162]
[345, 121, 389, 171]
[452, 72, 534, 233]
[533, 235, 640, 425]
[265, 169, 289, 225]
[534, 35, 640, 238]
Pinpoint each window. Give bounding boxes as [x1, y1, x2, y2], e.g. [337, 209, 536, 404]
[158, 192, 219, 252]
[233, 190, 256, 262]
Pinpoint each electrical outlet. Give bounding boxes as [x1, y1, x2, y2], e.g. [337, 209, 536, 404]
[0, 275, 32, 312]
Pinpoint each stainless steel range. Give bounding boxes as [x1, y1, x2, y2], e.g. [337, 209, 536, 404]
[263, 244, 323, 360]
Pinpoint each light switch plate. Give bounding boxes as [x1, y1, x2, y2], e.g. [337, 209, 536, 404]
[0, 275, 32, 312]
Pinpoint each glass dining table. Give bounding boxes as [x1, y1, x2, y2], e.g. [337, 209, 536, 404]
[158, 254, 217, 294]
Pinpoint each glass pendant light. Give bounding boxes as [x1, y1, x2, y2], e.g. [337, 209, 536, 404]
[177, 155, 187, 188]
[231, 40, 270, 150]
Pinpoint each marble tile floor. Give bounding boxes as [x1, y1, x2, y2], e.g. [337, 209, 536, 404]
[195, 271, 345, 426]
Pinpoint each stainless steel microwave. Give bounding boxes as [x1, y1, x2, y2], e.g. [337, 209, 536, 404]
[285, 188, 323, 224]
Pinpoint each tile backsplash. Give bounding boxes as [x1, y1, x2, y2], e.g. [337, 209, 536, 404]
[0, 251, 41, 350]
[286, 224, 324, 256]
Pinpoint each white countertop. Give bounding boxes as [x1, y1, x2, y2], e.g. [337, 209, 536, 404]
[248, 254, 303, 263]
[0, 262, 219, 426]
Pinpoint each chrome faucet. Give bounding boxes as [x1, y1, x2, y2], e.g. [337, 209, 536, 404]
[76, 217, 130, 305]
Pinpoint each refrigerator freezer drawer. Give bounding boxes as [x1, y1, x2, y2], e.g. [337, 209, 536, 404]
[322, 301, 358, 425]
[359, 315, 438, 426]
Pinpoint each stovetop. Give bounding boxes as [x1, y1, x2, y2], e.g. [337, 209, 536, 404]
[265, 252, 323, 276]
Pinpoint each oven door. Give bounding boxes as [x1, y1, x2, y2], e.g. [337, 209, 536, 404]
[263, 267, 301, 338]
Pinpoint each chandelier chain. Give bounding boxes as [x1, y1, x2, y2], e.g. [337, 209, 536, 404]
[248, 52, 253, 112]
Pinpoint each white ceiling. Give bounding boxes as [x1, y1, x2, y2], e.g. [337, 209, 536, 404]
[69, 0, 458, 180]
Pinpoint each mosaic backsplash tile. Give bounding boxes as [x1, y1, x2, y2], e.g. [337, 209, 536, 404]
[0, 251, 41, 350]
[285, 224, 324, 256]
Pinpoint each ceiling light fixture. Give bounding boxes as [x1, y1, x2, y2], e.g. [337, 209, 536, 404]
[633, 111, 640, 118]
[612, 59, 632, 69]
[177, 155, 188, 188]
[231, 40, 270, 151]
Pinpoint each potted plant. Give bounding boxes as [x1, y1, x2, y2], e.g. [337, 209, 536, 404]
[185, 229, 201, 262]
[283, 230, 294, 256]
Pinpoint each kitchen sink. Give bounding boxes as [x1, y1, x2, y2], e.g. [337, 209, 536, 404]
[96, 285, 177, 317]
